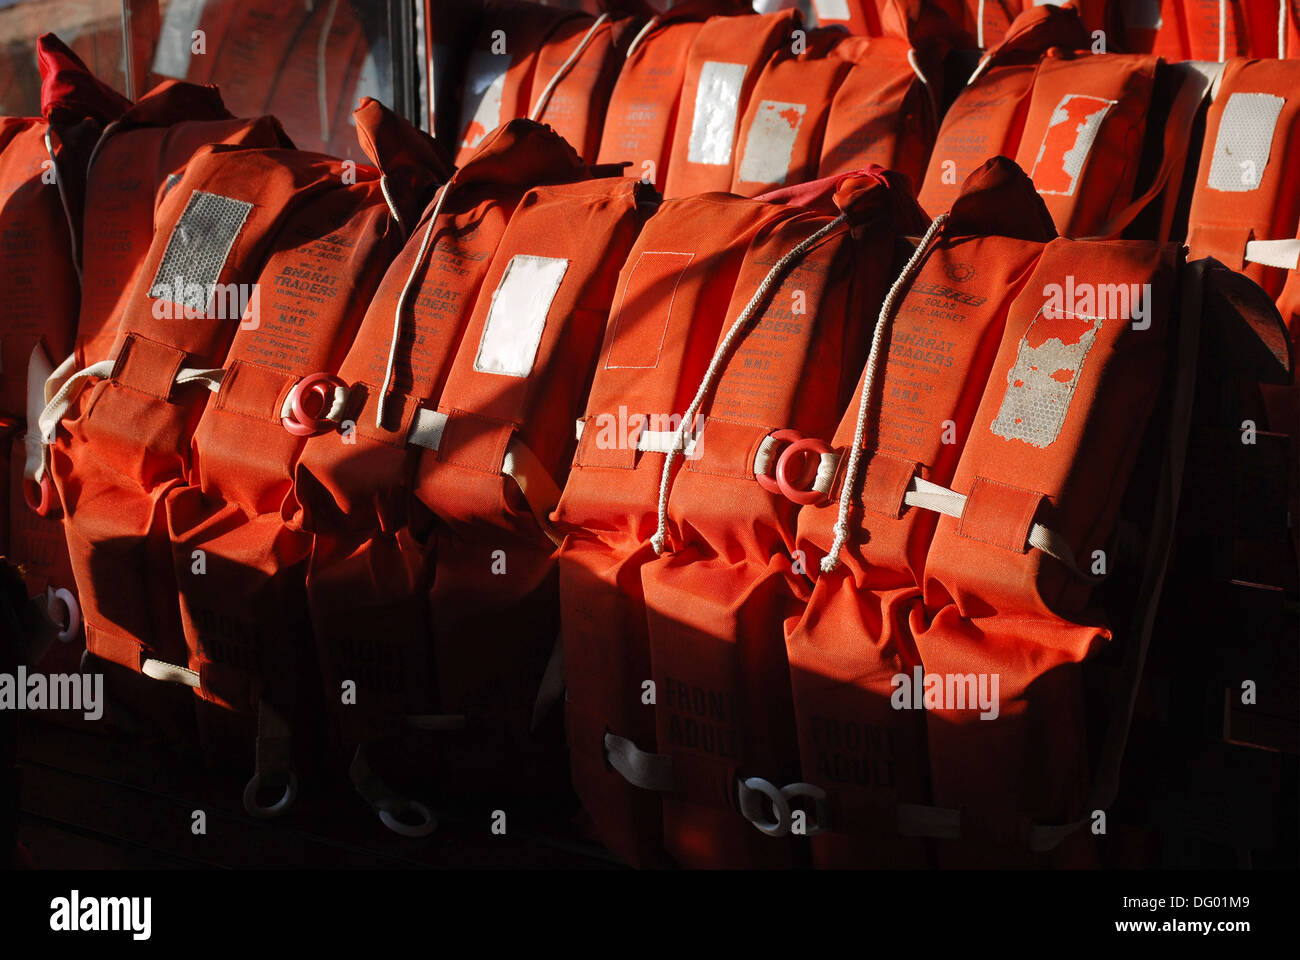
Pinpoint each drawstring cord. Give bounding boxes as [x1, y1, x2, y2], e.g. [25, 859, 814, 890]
[626, 15, 661, 58]
[376, 178, 453, 427]
[820, 213, 948, 573]
[650, 214, 851, 556]
[530, 14, 611, 122]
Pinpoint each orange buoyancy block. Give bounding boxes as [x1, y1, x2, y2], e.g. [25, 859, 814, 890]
[293, 121, 594, 755]
[553, 191, 798, 867]
[73, 80, 291, 371]
[455, 0, 587, 165]
[636, 168, 928, 869]
[817, 33, 939, 196]
[912, 234, 1178, 867]
[411, 174, 651, 794]
[160, 104, 445, 816]
[728, 29, 853, 196]
[661, 8, 802, 198]
[785, 158, 1057, 869]
[917, 2, 1091, 217]
[527, 11, 641, 163]
[596, 1, 751, 192]
[44, 143, 363, 677]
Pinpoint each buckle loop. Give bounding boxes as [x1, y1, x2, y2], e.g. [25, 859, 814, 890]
[282, 372, 348, 437]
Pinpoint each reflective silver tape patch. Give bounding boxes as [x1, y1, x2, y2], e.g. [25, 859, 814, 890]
[737, 100, 806, 185]
[148, 190, 253, 315]
[1030, 94, 1116, 198]
[687, 61, 747, 166]
[474, 255, 569, 378]
[991, 309, 1102, 449]
[460, 48, 508, 150]
[1207, 91, 1285, 193]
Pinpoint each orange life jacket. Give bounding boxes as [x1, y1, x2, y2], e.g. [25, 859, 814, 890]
[42, 130, 377, 680]
[1121, 0, 1299, 61]
[1, 35, 129, 662]
[596, 0, 750, 191]
[661, 8, 802, 197]
[633, 170, 926, 869]
[787, 160, 1058, 868]
[455, 0, 588, 165]
[156, 102, 446, 820]
[293, 121, 598, 829]
[554, 190, 798, 866]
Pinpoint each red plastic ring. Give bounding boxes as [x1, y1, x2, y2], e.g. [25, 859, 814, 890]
[755, 429, 804, 495]
[776, 437, 832, 505]
[283, 372, 346, 437]
[24, 474, 54, 517]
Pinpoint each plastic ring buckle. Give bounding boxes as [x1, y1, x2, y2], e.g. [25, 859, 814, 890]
[780, 781, 829, 836]
[739, 776, 792, 837]
[242, 769, 300, 819]
[755, 429, 803, 495]
[24, 474, 54, 517]
[282, 372, 346, 437]
[775, 437, 832, 505]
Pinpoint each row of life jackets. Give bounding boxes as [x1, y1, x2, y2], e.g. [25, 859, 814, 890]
[556, 156, 1288, 867]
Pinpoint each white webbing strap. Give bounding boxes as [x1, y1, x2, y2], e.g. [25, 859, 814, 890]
[24, 343, 55, 486]
[637, 427, 698, 457]
[174, 366, 225, 391]
[821, 213, 948, 573]
[406, 406, 449, 450]
[604, 731, 673, 792]
[1245, 238, 1300, 270]
[530, 13, 611, 122]
[38, 359, 113, 442]
[141, 658, 201, 687]
[651, 214, 851, 555]
[243, 700, 299, 819]
[901, 474, 1097, 579]
[378, 177, 454, 427]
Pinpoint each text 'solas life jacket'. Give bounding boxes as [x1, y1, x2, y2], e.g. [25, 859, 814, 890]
[156, 102, 447, 820]
[917, 3, 1092, 217]
[817, 33, 939, 196]
[1122, 0, 1299, 61]
[728, 30, 853, 197]
[292, 122, 594, 815]
[526, 10, 640, 163]
[634, 170, 927, 869]
[1, 36, 129, 660]
[412, 174, 651, 795]
[553, 191, 799, 867]
[73, 81, 290, 373]
[661, 9, 801, 198]
[595, 1, 749, 192]
[786, 160, 1057, 868]
[456, 0, 586, 165]
[42, 136, 366, 681]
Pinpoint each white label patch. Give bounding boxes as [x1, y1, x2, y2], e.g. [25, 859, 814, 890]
[811, 0, 852, 20]
[474, 255, 569, 378]
[1207, 92, 1285, 193]
[990, 308, 1102, 448]
[148, 190, 253, 315]
[737, 100, 806, 185]
[687, 61, 747, 166]
[1030, 95, 1116, 197]
[460, 48, 508, 150]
